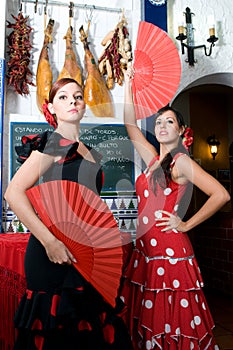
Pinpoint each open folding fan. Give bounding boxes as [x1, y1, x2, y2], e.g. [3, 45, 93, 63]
[132, 21, 181, 119]
[26, 180, 123, 307]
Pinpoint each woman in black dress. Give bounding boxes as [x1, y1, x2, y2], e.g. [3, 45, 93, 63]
[4, 78, 133, 350]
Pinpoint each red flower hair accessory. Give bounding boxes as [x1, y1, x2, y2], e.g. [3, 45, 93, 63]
[182, 126, 194, 151]
[42, 100, 57, 129]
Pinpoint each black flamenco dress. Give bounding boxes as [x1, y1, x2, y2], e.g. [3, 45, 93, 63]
[14, 131, 133, 350]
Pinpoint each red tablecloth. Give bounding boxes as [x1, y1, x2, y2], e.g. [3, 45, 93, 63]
[0, 233, 30, 350]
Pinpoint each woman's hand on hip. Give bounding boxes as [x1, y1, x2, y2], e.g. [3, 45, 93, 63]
[155, 210, 187, 233]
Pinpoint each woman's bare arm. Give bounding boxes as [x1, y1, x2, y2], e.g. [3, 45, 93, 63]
[124, 68, 158, 166]
[4, 151, 76, 264]
[156, 154, 231, 232]
[181, 156, 230, 230]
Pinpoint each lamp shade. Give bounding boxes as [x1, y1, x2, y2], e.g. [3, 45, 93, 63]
[207, 135, 220, 160]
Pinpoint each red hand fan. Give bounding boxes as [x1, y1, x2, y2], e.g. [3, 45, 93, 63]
[132, 21, 181, 119]
[26, 180, 123, 307]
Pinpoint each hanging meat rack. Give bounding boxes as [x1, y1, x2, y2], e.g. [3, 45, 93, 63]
[20, 0, 122, 14]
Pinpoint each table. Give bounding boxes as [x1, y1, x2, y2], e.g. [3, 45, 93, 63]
[0, 233, 30, 350]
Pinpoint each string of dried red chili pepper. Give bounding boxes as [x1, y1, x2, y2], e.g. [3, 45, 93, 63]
[6, 11, 35, 95]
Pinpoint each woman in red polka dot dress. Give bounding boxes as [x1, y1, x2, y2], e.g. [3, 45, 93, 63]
[120, 68, 230, 350]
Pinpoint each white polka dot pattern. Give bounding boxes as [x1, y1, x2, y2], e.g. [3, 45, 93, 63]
[150, 238, 157, 246]
[169, 258, 178, 264]
[157, 267, 165, 276]
[124, 157, 217, 348]
[164, 188, 172, 195]
[165, 323, 171, 333]
[180, 298, 189, 308]
[154, 210, 162, 219]
[166, 248, 174, 256]
[190, 320, 195, 329]
[173, 279, 180, 288]
[194, 316, 201, 325]
[145, 300, 153, 309]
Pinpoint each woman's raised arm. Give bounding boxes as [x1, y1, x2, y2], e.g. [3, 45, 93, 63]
[124, 67, 158, 166]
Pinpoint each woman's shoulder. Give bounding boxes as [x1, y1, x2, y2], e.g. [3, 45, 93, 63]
[171, 152, 191, 169]
[15, 130, 102, 165]
[15, 131, 54, 164]
[172, 152, 189, 163]
[15, 131, 78, 163]
[148, 155, 160, 168]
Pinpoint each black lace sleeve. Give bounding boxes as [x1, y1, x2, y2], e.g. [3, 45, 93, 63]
[15, 131, 53, 164]
[15, 131, 102, 165]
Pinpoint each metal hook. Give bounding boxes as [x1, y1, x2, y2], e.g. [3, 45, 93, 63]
[18, 0, 22, 12]
[34, 0, 38, 13]
[38, 1, 43, 15]
[44, 0, 48, 15]
[69, 2, 74, 19]
[44, 0, 52, 18]
[85, 5, 94, 24]
[47, 5, 52, 17]
[69, 2, 74, 26]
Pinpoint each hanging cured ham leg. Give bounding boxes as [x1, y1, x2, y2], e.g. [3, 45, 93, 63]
[36, 18, 54, 112]
[79, 25, 115, 118]
[57, 26, 83, 86]
[57, 3, 82, 86]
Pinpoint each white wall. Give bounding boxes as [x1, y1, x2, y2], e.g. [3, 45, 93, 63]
[4, 0, 233, 141]
[167, 0, 233, 94]
[2, 0, 141, 192]
[5, 0, 141, 121]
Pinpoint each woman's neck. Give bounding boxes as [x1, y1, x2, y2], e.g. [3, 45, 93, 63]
[159, 146, 171, 161]
[159, 142, 179, 160]
[55, 122, 80, 141]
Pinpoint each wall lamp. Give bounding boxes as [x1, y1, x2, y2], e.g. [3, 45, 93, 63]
[176, 7, 218, 66]
[207, 135, 220, 160]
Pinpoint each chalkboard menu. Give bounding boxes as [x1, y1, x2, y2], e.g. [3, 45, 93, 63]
[10, 122, 135, 192]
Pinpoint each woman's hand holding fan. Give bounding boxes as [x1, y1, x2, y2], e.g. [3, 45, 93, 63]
[26, 180, 123, 307]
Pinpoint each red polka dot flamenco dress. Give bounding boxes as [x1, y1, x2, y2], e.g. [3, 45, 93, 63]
[120, 154, 219, 350]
